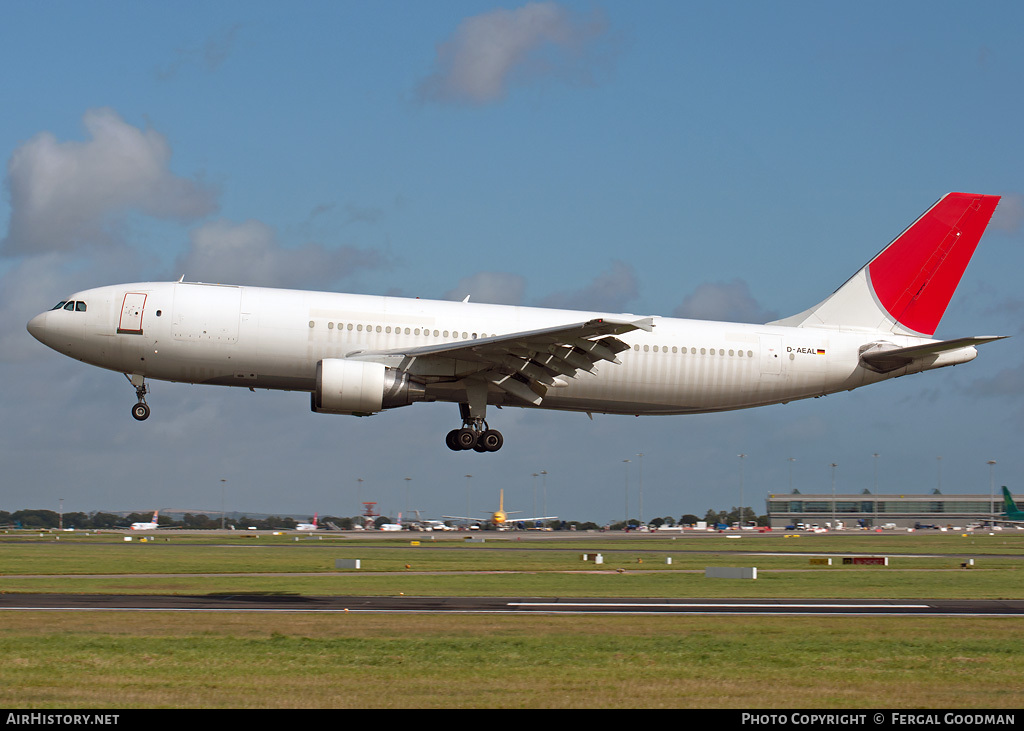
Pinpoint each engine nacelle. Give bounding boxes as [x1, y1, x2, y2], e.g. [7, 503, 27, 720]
[311, 359, 425, 416]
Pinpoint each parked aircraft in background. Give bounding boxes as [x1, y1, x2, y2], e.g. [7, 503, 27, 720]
[129, 511, 160, 531]
[27, 194, 1005, 452]
[444, 489, 557, 529]
[295, 513, 318, 531]
[403, 510, 455, 531]
[996, 487, 1024, 526]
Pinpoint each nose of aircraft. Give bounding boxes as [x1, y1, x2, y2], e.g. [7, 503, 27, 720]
[26, 312, 47, 343]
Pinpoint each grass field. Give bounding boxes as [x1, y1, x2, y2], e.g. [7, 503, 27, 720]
[2, 530, 1023, 708]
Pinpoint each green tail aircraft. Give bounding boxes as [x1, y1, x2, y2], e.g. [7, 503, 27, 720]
[1001, 487, 1024, 522]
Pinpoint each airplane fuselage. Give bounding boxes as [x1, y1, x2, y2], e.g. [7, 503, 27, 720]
[26, 194, 1004, 452]
[29, 280, 973, 416]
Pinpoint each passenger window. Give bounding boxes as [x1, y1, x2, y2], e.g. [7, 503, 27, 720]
[75, 301, 87, 312]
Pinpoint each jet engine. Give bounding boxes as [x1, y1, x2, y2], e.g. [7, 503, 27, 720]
[311, 358, 426, 416]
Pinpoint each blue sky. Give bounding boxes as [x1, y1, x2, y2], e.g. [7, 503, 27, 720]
[3, 1, 1024, 525]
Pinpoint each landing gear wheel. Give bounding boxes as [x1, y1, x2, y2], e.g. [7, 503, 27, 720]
[479, 429, 503, 452]
[126, 374, 150, 423]
[449, 400, 502, 453]
[455, 428, 478, 450]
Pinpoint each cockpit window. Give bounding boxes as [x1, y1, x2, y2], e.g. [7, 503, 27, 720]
[55, 300, 87, 312]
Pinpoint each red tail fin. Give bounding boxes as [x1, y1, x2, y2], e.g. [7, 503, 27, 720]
[867, 193, 1000, 336]
[773, 193, 1001, 336]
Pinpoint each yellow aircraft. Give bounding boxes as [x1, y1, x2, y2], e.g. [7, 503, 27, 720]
[444, 490, 556, 528]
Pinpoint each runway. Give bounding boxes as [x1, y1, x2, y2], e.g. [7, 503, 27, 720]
[3, 593, 1023, 616]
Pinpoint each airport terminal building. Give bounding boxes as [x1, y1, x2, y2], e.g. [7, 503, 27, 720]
[765, 493, 1003, 529]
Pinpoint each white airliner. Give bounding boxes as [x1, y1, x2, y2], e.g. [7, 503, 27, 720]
[26, 193, 1005, 452]
[129, 511, 160, 531]
[295, 513, 318, 531]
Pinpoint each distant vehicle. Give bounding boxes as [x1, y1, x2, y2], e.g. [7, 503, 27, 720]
[130, 511, 160, 530]
[379, 523, 403, 532]
[444, 489, 556, 529]
[295, 513, 318, 531]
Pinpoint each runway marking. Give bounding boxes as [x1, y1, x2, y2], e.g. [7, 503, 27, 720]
[509, 602, 932, 609]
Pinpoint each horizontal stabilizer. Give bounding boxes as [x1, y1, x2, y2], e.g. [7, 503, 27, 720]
[859, 336, 1007, 373]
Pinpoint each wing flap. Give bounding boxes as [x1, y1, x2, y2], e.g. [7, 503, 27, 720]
[347, 316, 653, 405]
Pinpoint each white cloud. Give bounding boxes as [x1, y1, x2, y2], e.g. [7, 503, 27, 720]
[176, 219, 388, 289]
[416, 2, 609, 105]
[672, 279, 778, 323]
[538, 260, 638, 312]
[991, 192, 1024, 234]
[1, 108, 218, 256]
[443, 271, 526, 304]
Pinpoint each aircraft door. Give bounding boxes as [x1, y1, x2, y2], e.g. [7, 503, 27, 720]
[117, 293, 147, 335]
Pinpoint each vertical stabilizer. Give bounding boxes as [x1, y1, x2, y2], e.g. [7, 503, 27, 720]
[1002, 487, 1023, 519]
[771, 193, 1000, 336]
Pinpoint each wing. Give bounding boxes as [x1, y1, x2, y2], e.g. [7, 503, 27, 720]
[348, 316, 654, 406]
[509, 516, 558, 522]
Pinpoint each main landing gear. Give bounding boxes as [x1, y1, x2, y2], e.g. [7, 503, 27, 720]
[126, 374, 150, 421]
[446, 402, 503, 452]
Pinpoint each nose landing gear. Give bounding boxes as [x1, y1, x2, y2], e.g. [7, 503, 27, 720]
[126, 373, 150, 421]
